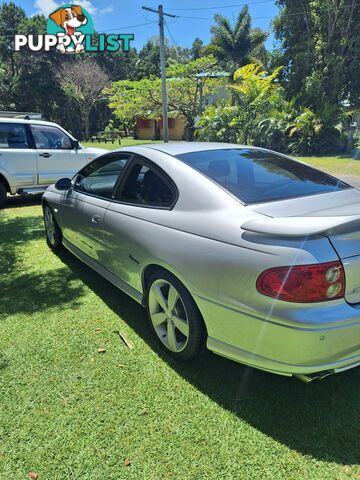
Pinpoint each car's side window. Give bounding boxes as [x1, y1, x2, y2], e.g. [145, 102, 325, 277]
[0, 123, 29, 149]
[74, 154, 131, 199]
[118, 161, 176, 208]
[31, 125, 73, 150]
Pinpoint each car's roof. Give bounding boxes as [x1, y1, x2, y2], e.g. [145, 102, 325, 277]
[142, 142, 252, 156]
[0, 118, 59, 127]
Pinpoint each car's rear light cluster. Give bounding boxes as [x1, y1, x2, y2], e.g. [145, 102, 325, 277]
[256, 261, 345, 303]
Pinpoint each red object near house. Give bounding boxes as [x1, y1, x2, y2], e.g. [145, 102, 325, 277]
[158, 118, 175, 129]
[136, 118, 152, 129]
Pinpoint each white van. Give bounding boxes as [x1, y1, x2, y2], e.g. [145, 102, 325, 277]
[0, 118, 108, 206]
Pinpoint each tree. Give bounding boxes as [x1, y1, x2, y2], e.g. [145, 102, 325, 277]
[57, 59, 109, 140]
[197, 64, 347, 154]
[134, 37, 191, 80]
[209, 6, 268, 73]
[0, 2, 26, 108]
[91, 45, 139, 82]
[0, 7, 67, 119]
[0, 2, 26, 77]
[197, 64, 286, 144]
[107, 56, 225, 140]
[167, 56, 226, 139]
[230, 63, 284, 144]
[106, 77, 162, 122]
[285, 104, 347, 155]
[274, 0, 360, 109]
[0, 3, 136, 136]
[191, 38, 205, 60]
[16, 14, 67, 121]
[135, 40, 162, 79]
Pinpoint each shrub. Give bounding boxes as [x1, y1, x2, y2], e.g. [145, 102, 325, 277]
[195, 105, 240, 143]
[286, 105, 347, 155]
[197, 69, 347, 155]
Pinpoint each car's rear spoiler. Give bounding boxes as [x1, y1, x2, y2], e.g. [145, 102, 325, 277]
[241, 216, 360, 237]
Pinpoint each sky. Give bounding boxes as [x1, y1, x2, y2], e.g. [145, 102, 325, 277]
[17, 0, 280, 50]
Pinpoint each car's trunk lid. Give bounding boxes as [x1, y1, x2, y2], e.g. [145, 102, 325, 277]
[245, 189, 360, 304]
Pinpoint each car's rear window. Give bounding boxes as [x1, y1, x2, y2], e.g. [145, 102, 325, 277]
[175, 148, 350, 204]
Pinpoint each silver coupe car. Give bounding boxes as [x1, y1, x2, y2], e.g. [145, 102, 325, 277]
[42, 143, 360, 382]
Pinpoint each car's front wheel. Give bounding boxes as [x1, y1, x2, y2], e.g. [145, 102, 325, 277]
[0, 181, 7, 208]
[146, 270, 205, 361]
[43, 204, 62, 249]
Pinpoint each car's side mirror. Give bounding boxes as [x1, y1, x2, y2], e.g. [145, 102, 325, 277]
[72, 139, 80, 150]
[55, 178, 72, 191]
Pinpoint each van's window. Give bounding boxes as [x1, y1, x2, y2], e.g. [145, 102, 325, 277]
[0, 123, 29, 149]
[31, 125, 73, 150]
[176, 149, 350, 204]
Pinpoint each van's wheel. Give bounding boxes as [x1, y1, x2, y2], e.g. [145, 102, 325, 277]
[43, 204, 62, 249]
[0, 182, 7, 208]
[146, 270, 205, 361]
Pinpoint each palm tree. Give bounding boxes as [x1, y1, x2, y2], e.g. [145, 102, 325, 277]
[210, 6, 268, 72]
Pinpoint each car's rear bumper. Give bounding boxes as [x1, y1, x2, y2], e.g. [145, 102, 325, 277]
[206, 337, 360, 378]
[195, 295, 360, 377]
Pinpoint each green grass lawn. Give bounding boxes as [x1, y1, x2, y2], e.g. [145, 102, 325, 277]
[298, 155, 360, 178]
[1, 201, 360, 479]
[83, 138, 164, 150]
[84, 140, 360, 178]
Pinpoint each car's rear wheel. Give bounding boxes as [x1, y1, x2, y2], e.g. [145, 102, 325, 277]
[146, 270, 205, 361]
[0, 181, 7, 208]
[43, 204, 62, 249]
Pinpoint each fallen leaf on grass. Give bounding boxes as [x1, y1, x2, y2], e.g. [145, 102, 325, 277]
[116, 330, 134, 350]
[28, 472, 38, 480]
[98, 348, 106, 354]
[124, 458, 131, 467]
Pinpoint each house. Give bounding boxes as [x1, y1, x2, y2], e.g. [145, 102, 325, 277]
[135, 117, 186, 141]
[135, 71, 229, 141]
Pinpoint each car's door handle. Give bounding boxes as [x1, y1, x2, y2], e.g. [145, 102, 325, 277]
[39, 152, 52, 158]
[91, 215, 102, 224]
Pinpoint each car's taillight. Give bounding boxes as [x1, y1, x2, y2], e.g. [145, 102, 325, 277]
[256, 261, 345, 303]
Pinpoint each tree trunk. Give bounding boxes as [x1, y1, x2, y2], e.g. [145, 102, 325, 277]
[81, 106, 91, 141]
[186, 119, 195, 141]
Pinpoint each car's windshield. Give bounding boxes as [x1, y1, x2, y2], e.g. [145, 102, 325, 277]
[176, 148, 350, 204]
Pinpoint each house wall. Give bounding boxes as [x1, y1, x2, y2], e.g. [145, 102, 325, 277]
[136, 117, 186, 141]
[137, 121, 155, 140]
[160, 117, 186, 141]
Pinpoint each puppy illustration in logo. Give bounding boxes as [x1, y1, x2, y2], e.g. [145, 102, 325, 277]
[49, 5, 88, 53]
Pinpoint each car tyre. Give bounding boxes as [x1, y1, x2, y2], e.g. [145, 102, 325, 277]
[43, 204, 62, 249]
[0, 181, 7, 208]
[146, 270, 205, 361]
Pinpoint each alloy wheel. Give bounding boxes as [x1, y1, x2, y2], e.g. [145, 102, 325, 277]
[44, 206, 56, 246]
[148, 279, 190, 353]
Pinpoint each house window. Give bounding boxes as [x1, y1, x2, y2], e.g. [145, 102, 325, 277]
[136, 118, 152, 129]
[158, 118, 175, 129]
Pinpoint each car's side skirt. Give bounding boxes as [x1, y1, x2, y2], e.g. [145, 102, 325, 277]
[62, 238, 143, 305]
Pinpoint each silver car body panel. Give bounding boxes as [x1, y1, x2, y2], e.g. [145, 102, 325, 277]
[242, 215, 360, 237]
[43, 143, 360, 377]
[245, 188, 360, 304]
